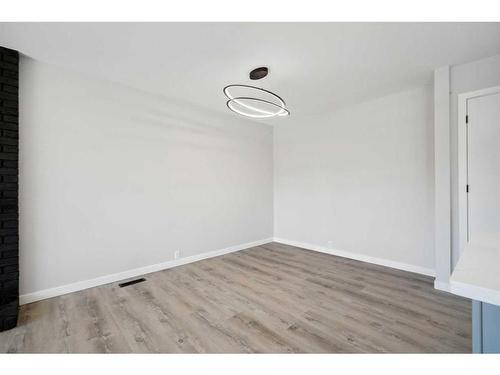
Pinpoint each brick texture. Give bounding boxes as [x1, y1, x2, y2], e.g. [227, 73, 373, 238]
[0, 46, 18, 332]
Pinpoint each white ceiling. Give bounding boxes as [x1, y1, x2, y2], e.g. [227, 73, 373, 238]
[1, 23, 500, 121]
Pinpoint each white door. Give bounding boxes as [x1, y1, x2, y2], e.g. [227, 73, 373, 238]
[467, 91, 500, 247]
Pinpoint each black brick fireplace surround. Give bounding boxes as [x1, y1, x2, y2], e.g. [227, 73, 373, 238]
[0, 46, 19, 332]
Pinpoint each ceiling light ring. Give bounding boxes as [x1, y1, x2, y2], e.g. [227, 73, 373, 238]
[229, 95, 288, 116]
[223, 84, 288, 109]
[226, 97, 290, 118]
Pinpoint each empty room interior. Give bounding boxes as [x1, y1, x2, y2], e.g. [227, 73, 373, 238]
[2, 21, 500, 355]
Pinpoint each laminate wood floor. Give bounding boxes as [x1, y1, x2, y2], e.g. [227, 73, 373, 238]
[0, 242, 471, 353]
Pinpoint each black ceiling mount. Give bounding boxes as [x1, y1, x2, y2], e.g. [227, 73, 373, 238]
[249, 67, 268, 80]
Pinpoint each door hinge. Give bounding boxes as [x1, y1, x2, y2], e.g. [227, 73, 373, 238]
[466, 115, 469, 124]
[466, 184, 470, 193]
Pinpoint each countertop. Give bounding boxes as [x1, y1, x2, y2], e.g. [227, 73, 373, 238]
[450, 245, 500, 306]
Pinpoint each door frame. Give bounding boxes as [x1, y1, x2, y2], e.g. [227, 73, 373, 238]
[457, 85, 500, 255]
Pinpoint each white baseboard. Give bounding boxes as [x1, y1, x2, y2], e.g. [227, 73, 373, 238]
[273, 237, 435, 277]
[20, 236, 436, 305]
[19, 237, 273, 305]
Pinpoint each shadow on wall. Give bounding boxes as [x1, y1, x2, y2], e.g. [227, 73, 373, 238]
[49, 60, 271, 150]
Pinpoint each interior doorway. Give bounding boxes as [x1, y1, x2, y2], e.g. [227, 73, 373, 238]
[459, 87, 500, 252]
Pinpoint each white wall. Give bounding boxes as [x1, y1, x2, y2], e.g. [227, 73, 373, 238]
[274, 86, 435, 271]
[449, 54, 500, 267]
[19, 57, 273, 297]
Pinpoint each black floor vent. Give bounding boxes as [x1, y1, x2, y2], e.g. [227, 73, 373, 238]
[119, 278, 146, 288]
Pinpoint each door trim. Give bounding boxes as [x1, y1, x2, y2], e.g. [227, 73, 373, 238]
[458, 85, 500, 256]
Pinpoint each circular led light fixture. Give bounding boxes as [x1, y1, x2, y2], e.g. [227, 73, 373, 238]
[223, 84, 290, 119]
[227, 97, 290, 118]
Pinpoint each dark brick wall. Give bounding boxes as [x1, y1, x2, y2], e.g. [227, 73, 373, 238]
[0, 46, 19, 332]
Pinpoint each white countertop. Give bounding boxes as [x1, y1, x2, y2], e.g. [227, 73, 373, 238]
[449, 245, 500, 306]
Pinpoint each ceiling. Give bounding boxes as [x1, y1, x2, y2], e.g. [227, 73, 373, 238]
[1, 23, 500, 122]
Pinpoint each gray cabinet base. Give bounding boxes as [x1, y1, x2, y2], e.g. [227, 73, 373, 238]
[472, 300, 500, 353]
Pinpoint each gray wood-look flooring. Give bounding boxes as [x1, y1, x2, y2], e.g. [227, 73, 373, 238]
[0, 242, 471, 353]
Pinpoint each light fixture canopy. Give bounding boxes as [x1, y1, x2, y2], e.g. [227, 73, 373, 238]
[223, 84, 290, 119]
[249, 67, 269, 80]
